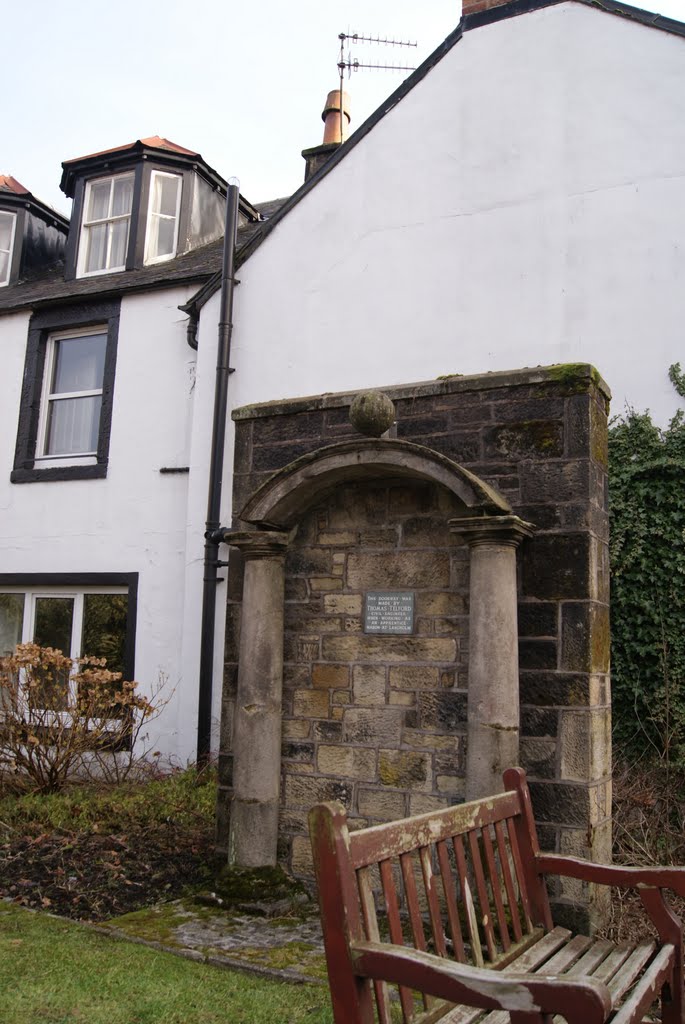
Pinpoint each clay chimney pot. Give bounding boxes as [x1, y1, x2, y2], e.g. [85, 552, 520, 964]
[321, 90, 351, 145]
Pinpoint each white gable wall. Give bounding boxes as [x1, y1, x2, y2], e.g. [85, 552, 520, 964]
[229, 3, 685, 423]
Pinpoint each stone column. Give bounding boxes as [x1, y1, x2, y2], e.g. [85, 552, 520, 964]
[222, 530, 290, 867]
[449, 515, 534, 801]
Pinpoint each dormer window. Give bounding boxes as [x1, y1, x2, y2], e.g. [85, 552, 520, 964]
[0, 210, 17, 286]
[144, 171, 181, 264]
[77, 173, 134, 277]
[60, 137, 258, 282]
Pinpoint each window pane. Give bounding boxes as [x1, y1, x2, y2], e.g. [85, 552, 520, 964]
[112, 176, 134, 217]
[155, 216, 176, 258]
[85, 223, 108, 273]
[34, 598, 73, 653]
[82, 594, 128, 675]
[87, 181, 111, 221]
[45, 395, 102, 455]
[154, 175, 180, 218]
[0, 251, 9, 285]
[0, 211, 14, 251]
[33, 597, 73, 710]
[109, 219, 130, 268]
[0, 594, 24, 656]
[51, 333, 106, 394]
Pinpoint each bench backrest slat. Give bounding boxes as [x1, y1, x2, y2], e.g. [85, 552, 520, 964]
[349, 791, 522, 868]
[495, 819, 523, 942]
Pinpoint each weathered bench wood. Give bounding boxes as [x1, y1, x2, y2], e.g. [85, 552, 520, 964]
[309, 767, 685, 1024]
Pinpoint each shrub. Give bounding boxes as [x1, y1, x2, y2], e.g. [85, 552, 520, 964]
[0, 643, 160, 792]
[609, 371, 685, 764]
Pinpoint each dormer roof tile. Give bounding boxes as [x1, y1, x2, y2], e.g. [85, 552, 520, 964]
[0, 175, 30, 195]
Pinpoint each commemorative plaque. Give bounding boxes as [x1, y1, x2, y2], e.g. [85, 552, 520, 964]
[364, 591, 415, 635]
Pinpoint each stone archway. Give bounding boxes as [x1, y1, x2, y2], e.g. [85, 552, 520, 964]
[221, 437, 533, 868]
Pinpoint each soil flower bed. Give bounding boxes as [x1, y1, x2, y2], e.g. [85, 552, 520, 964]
[0, 768, 216, 921]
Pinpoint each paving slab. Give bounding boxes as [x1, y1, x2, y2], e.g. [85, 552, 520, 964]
[98, 896, 327, 984]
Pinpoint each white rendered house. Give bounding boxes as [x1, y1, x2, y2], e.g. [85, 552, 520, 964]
[2, 0, 684, 767]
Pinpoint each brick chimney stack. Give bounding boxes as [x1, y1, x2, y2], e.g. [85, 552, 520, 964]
[302, 89, 351, 182]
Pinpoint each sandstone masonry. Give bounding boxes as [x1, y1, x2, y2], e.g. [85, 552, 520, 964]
[218, 364, 611, 931]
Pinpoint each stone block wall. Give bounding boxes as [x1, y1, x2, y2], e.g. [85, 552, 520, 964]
[219, 364, 611, 929]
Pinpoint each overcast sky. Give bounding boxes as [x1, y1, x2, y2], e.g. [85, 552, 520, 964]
[5, 0, 685, 217]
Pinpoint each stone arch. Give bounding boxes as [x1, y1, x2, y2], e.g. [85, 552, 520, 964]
[225, 436, 531, 868]
[238, 438, 511, 529]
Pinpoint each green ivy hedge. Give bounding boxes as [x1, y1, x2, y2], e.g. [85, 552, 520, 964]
[609, 368, 685, 762]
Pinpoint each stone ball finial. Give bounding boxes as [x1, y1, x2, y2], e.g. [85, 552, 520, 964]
[349, 390, 395, 437]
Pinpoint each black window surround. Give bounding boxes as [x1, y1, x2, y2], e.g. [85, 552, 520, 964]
[0, 572, 138, 682]
[64, 162, 193, 281]
[11, 299, 120, 483]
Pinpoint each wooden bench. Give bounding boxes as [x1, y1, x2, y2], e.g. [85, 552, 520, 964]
[309, 767, 685, 1024]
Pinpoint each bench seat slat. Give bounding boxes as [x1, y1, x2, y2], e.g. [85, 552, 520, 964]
[349, 792, 522, 868]
[610, 945, 675, 1024]
[501, 927, 572, 972]
[564, 939, 615, 978]
[537, 934, 595, 975]
[606, 940, 657, 1004]
[435, 929, 575, 1024]
[591, 943, 635, 984]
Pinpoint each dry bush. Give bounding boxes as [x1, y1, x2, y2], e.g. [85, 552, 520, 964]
[0, 643, 164, 793]
[600, 755, 685, 944]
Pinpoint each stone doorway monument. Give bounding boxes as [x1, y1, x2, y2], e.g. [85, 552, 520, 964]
[217, 365, 611, 930]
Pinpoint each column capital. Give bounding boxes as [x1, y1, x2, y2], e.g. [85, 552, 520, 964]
[220, 529, 291, 560]
[449, 514, 535, 549]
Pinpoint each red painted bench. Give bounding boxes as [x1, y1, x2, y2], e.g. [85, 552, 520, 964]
[309, 767, 685, 1024]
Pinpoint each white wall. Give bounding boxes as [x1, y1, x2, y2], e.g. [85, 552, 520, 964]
[0, 285, 201, 762]
[227, 3, 685, 424]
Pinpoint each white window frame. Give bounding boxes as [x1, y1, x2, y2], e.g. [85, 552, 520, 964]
[0, 586, 128, 714]
[0, 210, 17, 287]
[144, 170, 182, 265]
[77, 173, 134, 278]
[35, 325, 107, 468]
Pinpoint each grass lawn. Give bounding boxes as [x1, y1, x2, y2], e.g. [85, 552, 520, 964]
[0, 902, 334, 1024]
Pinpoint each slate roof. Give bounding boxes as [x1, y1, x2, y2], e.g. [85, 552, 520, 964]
[0, 198, 286, 314]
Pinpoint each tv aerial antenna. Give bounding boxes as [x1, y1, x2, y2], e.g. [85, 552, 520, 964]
[337, 31, 418, 140]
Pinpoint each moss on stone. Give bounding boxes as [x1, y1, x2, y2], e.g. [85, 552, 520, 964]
[545, 363, 604, 395]
[231, 943, 328, 979]
[108, 900, 198, 945]
[213, 864, 307, 905]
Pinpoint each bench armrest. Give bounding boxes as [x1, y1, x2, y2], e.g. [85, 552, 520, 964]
[350, 941, 612, 1024]
[536, 854, 685, 898]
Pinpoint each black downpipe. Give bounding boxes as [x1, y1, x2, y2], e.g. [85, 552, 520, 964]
[196, 180, 240, 766]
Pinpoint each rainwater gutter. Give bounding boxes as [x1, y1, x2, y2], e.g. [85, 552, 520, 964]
[196, 178, 240, 765]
